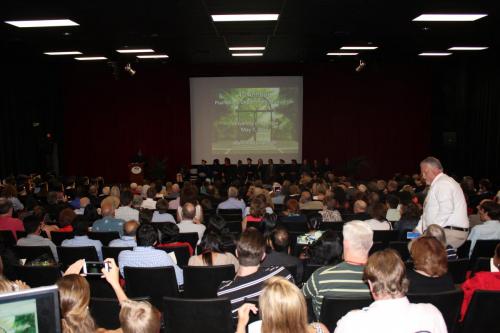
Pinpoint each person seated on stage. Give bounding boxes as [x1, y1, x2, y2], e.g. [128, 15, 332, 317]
[152, 199, 175, 223]
[188, 231, 239, 272]
[115, 190, 139, 222]
[335, 249, 447, 333]
[109, 220, 139, 248]
[92, 203, 126, 236]
[242, 197, 266, 232]
[62, 216, 103, 261]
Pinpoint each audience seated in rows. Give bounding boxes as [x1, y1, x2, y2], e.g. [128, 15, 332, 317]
[156, 222, 194, 255]
[17, 215, 59, 261]
[177, 184, 203, 223]
[115, 190, 139, 222]
[151, 198, 175, 223]
[364, 202, 392, 230]
[299, 190, 323, 210]
[422, 224, 458, 260]
[0, 198, 24, 240]
[188, 231, 239, 271]
[262, 227, 303, 281]
[109, 220, 139, 248]
[467, 200, 500, 256]
[177, 203, 206, 243]
[319, 195, 342, 222]
[217, 186, 246, 216]
[92, 203, 125, 236]
[62, 216, 103, 261]
[297, 213, 325, 245]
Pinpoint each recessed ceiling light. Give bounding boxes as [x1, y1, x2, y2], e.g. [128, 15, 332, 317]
[327, 52, 358, 56]
[340, 46, 378, 50]
[212, 14, 279, 22]
[5, 19, 79, 28]
[419, 52, 452, 56]
[232, 53, 264, 57]
[413, 14, 487, 22]
[116, 49, 155, 53]
[75, 56, 108, 61]
[229, 46, 265, 51]
[44, 51, 82, 55]
[448, 46, 488, 51]
[137, 54, 169, 59]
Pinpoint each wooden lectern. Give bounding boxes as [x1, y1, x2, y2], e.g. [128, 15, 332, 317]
[128, 163, 145, 185]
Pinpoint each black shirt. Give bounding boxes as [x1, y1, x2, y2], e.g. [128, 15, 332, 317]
[406, 269, 456, 294]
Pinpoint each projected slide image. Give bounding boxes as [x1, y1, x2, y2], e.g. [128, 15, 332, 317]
[212, 87, 299, 155]
[0, 299, 38, 333]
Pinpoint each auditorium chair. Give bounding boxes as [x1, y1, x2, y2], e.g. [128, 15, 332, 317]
[407, 289, 463, 333]
[57, 246, 98, 268]
[13, 264, 61, 287]
[300, 209, 321, 217]
[372, 230, 399, 245]
[319, 296, 373, 331]
[320, 222, 345, 232]
[166, 209, 178, 217]
[447, 258, 470, 284]
[50, 232, 74, 246]
[90, 296, 150, 329]
[217, 209, 244, 223]
[388, 241, 411, 261]
[13, 245, 55, 261]
[162, 297, 234, 333]
[302, 262, 324, 283]
[369, 242, 386, 255]
[0, 230, 17, 247]
[15, 231, 27, 239]
[88, 231, 120, 246]
[460, 290, 500, 333]
[124, 266, 179, 310]
[457, 240, 471, 259]
[182, 265, 235, 298]
[177, 232, 199, 251]
[226, 221, 242, 233]
[470, 239, 500, 263]
[102, 246, 133, 264]
[156, 244, 191, 267]
[246, 221, 262, 230]
[470, 257, 491, 276]
[279, 220, 308, 233]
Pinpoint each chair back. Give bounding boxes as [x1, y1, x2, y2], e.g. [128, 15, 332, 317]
[470, 240, 500, 262]
[407, 288, 464, 333]
[124, 266, 179, 310]
[471, 257, 491, 276]
[303, 263, 323, 283]
[369, 242, 386, 255]
[448, 258, 470, 283]
[218, 209, 243, 223]
[163, 297, 234, 333]
[13, 265, 61, 287]
[102, 246, 133, 264]
[461, 290, 500, 333]
[16, 231, 27, 239]
[389, 241, 411, 261]
[0, 230, 17, 247]
[57, 246, 98, 268]
[13, 245, 55, 261]
[177, 232, 199, 251]
[319, 297, 372, 332]
[183, 265, 235, 298]
[280, 220, 308, 233]
[226, 221, 242, 233]
[373, 230, 399, 244]
[457, 240, 471, 259]
[156, 245, 191, 267]
[90, 297, 150, 330]
[50, 232, 74, 246]
[88, 231, 120, 246]
[320, 222, 345, 232]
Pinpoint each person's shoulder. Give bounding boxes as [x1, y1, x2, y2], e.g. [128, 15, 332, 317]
[335, 308, 366, 331]
[408, 302, 443, 318]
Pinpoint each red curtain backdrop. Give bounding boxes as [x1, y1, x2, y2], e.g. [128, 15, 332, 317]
[62, 62, 431, 181]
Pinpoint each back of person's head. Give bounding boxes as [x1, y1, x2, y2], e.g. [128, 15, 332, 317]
[23, 215, 41, 234]
[59, 208, 76, 228]
[480, 201, 500, 220]
[269, 227, 290, 253]
[139, 209, 153, 224]
[136, 223, 158, 247]
[0, 199, 13, 215]
[180, 186, 199, 206]
[401, 202, 421, 220]
[353, 200, 367, 213]
[201, 232, 224, 266]
[369, 202, 387, 221]
[306, 213, 322, 231]
[120, 190, 134, 206]
[237, 228, 266, 266]
[181, 202, 196, 220]
[309, 230, 343, 265]
[57, 274, 95, 333]
[123, 220, 140, 237]
[299, 190, 312, 203]
[286, 199, 300, 214]
[158, 223, 179, 243]
[249, 197, 265, 218]
[155, 199, 169, 213]
[146, 187, 156, 199]
[132, 195, 143, 209]
[422, 224, 448, 247]
[364, 249, 409, 299]
[101, 202, 114, 217]
[410, 236, 447, 277]
[119, 299, 161, 333]
[154, 180, 163, 194]
[343, 220, 373, 257]
[386, 194, 400, 209]
[227, 186, 239, 198]
[259, 277, 309, 333]
[73, 216, 90, 236]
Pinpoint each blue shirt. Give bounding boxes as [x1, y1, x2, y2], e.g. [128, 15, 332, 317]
[108, 236, 137, 248]
[467, 220, 500, 256]
[61, 235, 103, 261]
[92, 217, 125, 236]
[217, 198, 246, 216]
[118, 246, 184, 285]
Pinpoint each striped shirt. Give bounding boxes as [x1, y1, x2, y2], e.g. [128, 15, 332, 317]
[302, 261, 370, 318]
[217, 266, 294, 316]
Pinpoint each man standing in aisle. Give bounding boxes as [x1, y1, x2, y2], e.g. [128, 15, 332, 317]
[415, 156, 469, 248]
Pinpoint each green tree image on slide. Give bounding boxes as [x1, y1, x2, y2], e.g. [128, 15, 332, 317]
[0, 300, 38, 333]
[213, 87, 299, 155]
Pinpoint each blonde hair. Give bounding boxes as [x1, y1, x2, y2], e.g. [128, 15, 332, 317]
[259, 277, 309, 333]
[119, 300, 161, 333]
[56, 275, 96, 333]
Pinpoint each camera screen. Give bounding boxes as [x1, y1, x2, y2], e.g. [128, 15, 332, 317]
[85, 262, 105, 275]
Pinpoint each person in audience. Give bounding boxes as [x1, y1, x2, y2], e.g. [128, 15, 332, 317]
[141, 187, 157, 210]
[335, 249, 447, 333]
[177, 185, 204, 223]
[205, 215, 236, 252]
[0, 198, 24, 240]
[303, 221, 372, 318]
[109, 220, 139, 248]
[385, 194, 401, 222]
[45, 191, 69, 223]
[177, 202, 206, 244]
[262, 227, 303, 282]
[271, 182, 285, 205]
[422, 224, 458, 260]
[217, 228, 293, 316]
[43, 208, 76, 238]
[217, 186, 246, 216]
[467, 200, 500, 256]
[92, 202, 126, 236]
[364, 202, 392, 230]
[297, 213, 324, 245]
[242, 197, 266, 231]
[115, 190, 139, 222]
[280, 199, 307, 222]
[394, 202, 421, 233]
[319, 195, 342, 222]
[0, 277, 30, 293]
[188, 231, 239, 271]
[1, 184, 24, 212]
[301, 230, 343, 267]
[101, 188, 120, 210]
[416, 156, 469, 248]
[156, 222, 194, 255]
[407, 236, 455, 293]
[118, 223, 183, 285]
[151, 198, 175, 223]
[131, 195, 143, 210]
[62, 216, 103, 261]
[352, 200, 371, 220]
[299, 190, 323, 210]
[74, 197, 90, 215]
[236, 277, 329, 333]
[17, 215, 59, 262]
[460, 243, 500, 320]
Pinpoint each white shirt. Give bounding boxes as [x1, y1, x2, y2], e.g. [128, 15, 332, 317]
[177, 219, 206, 244]
[244, 206, 273, 217]
[141, 198, 157, 210]
[491, 258, 499, 272]
[177, 204, 203, 222]
[416, 173, 469, 232]
[335, 296, 447, 333]
[152, 211, 176, 223]
[364, 219, 392, 231]
[115, 206, 139, 222]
